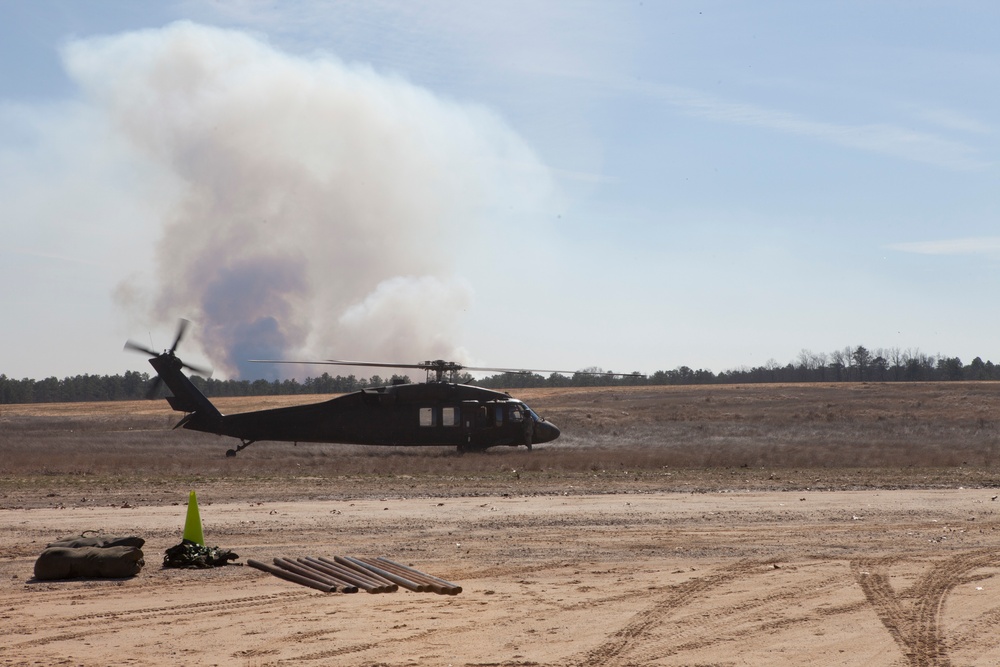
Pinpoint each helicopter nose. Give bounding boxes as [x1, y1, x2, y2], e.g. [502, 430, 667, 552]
[533, 420, 560, 443]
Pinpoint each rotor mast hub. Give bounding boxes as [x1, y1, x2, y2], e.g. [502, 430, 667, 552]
[420, 360, 463, 383]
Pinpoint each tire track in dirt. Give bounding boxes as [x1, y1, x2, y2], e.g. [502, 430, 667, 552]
[852, 549, 1000, 667]
[452, 560, 580, 581]
[269, 628, 439, 664]
[2, 591, 313, 650]
[948, 603, 1000, 649]
[259, 600, 543, 665]
[567, 560, 774, 667]
[235, 628, 343, 659]
[577, 567, 855, 666]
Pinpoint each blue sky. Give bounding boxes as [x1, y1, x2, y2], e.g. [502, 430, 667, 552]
[2, 1, 998, 380]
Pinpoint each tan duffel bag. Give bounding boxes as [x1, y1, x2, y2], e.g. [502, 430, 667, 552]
[34, 546, 145, 580]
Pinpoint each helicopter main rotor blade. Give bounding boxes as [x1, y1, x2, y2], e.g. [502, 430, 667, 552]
[250, 359, 429, 370]
[461, 365, 643, 377]
[461, 365, 571, 375]
[250, 358, 643, 378]
[329, 359, 433, 369]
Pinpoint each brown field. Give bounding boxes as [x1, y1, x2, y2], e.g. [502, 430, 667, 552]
[4, 382, 1000, 665]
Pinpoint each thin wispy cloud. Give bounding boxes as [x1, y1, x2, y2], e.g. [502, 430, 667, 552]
[7, 247, 103, 267]
[635, 82, 991, 171]
[890, 237, 1000, 256]
[915, 107, 994, 135]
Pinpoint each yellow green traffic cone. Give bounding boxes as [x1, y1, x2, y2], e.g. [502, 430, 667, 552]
[183, 490, 205, 545]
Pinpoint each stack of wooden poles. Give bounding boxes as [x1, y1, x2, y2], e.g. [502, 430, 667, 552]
[247, 555, 462, 595]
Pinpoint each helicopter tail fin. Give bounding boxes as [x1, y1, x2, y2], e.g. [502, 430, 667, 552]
[148, 354, 223, 427]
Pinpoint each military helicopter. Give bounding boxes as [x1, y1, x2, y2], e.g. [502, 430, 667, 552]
[125, 320, 639, 457]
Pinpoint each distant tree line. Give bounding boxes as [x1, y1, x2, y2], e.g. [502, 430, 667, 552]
[0, 371, 411, 405]
[2, 346, 999, 404]
[474, 347, 1000, 388]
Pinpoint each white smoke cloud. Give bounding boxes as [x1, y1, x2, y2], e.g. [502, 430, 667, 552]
[59, 22, 555, 378]
[338, 275, 474, 363]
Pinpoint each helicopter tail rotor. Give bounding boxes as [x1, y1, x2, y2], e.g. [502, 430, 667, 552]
[124, 319, 212, 398]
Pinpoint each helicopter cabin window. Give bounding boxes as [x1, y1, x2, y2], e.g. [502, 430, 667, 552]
[419, 407, 436, 427]
[442, 406, 459, 427]
[495, 406, 504, 427]
[509, 405, 524, 422]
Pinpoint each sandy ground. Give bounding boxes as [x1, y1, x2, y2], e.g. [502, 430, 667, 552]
[5, 488, 1000, 666]
[6, 383, 1000, 665]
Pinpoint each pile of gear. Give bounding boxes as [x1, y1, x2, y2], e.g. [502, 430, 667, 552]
[34, 532, 145, 581]
[163, 539, 239, 568]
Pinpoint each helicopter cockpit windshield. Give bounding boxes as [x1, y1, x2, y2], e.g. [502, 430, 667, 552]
[508, 401, 542, 423]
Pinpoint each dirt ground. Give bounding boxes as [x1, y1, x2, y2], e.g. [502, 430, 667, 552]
[4, 383, 1000, 666]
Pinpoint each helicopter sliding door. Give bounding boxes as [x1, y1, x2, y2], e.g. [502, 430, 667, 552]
[460, 400, 480, 446]
[460, 400, 499, 449]
[459, 400, 527, 450]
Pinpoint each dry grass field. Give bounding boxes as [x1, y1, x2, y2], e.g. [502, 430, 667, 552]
[4, 382, 1000, 666]
[3, 382, 1000, 506]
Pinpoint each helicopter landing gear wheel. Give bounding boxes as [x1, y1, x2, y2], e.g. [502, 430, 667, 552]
[225, 439, 256, 457]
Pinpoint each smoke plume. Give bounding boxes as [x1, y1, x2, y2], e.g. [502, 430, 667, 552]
[64, 22, 553, 378]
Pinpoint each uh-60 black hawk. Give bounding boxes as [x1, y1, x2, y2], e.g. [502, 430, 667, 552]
[126, 320, 640, 457]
